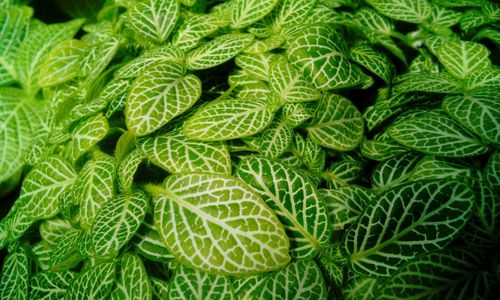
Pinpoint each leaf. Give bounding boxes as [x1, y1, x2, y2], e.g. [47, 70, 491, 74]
[128, 0, 179, 44]
[231, 0, 279, 29]
[151, 173, 290, 275]
[371, 152, 422, 189]
[64, 261, 115, 300]
[343, 276, 378, 300]
[350, 44, 394, 83]
[185, 33, 254, 70]
[354, 8, 394, 35]
[183, 98, 275, 141]
[287, 24, 364, 90]
[125, 61, 201, 136]
[259, 121, 293, 159]
[64, 114, 109, 163]
[140, 130, 231, 175]
[31, 270, 76, 299]
[443, 88, 500, 144]
[367, 0, 432, 24]
[49, 229, 84, 271]
[112, 254, 152, 300]
[17, 156, 76, 221]
[269, 58, 321, 103]
[73, 153, 115, 230]
[408, 156, 479, 183]
[437, 40, 492, 79]
[133, 221, 175, 262]
[345, 180, 474, 277]
[0, 88, 44, 183]
[115, 46, 184, 79]
[321, 160, 364, 189]
[0, 5, 32, 59]
[485, 151, 500, 192]
[319, 185, 375, 230]
[171, 13, 224, 51]
[393, 72, 463, 94]
[78, 37, 118, 80]
[39, 39, 86, 87]
[39, 218, 73, 249]
[236, 156, 331, 259]
[92, 191, 148, 257]
[464, 68, 500, 90]
[168, 265, 234, 300]
[303, 137, 326, 173]
[118, 149, 144, 193]
[235, 52, 278, 81]
[0, 246, 29, 300]
[378, 248, 491, 299]
[306, 93, 364, 151]
[389, 111, 489, 157]
[271, 0, 317, 29]
[150, 277, 170, 299]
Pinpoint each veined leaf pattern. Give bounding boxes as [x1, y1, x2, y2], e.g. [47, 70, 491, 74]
[128, 0, 179, 44]
[115, 46, 184, 79]
[133, 221, 175, 262]
[350, 44, 394, 83]
[39, 39, 86, 87]
[126, 61, 201, 136]
[231, 0, 279, 29]
[150, 277, 170, 300]
[343, 276, 378, 300]
[485, 151, 500, 192]
[64, 114, 109, 163]
[236, 156, 331, 259]
[31, 270, 76, 300]
[371, 152, 422, 189]
[437, 40, 492, 79]
[92, 191, 148, 257]
[111, 254, 152, 300]
[64, 261, 115, 300]
[39, 218, 73, 249]
[152, 173, 290, 275]
[346, 180, 474, 277]
[0, 246, 29, 300]
[235, 52, 278, 81]
[171, 13, 224, 51]
[367, 0, 432, 24]
[184, 98, 275, 141]
[49, 229, 84, 271]
[260, 121, 293, 159]
[393, 72, 463, 94]
[118, 149, 144, 193]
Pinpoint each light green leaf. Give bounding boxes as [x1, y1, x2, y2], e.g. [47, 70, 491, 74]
[319, 185, 375, 230]
[133, 221, 175, 262]
[346, 180, 474, 277]
[140, 130, 231, 175]
[112, 254, 152, 300]
[351, 44, 394, 83]
[64, 114, 109, 163]
[168, 265, 234, 300]
[151, 173, 290, 275]
[0, 5, 32, 59]
[235, 52, 278, 81]
[354, 8, 394, 35]
[73, 153, 115, 230]
[343, 276, 378, 300]
[360, 137, 410, 161]
[281, 102, 314, 128]
[231, 0, 279, 29]
[31, 242, 51, 271]
[39, 218, 73, 249]
[0, 246, 29, 300]
[437, 40, 492, 79]
[443, 88, 500, 144]
[31, 270, 76, 300]
[464, 68, 500, 90]
[171, 13, 225, 51]
[64, 261, 115, 300]
[303, 137, 326, 174]
[184, 98, 275, 141]
[17, 156, 76, 220]
[0, 88, 44, 183]
[322, 160, 364, 189]
[118, 149, 144, 193]
[306, 93, 364, 151]
[389, 111, 489, 157]
[371, 152, 422, 189]
[92, 191, 148, 257]
[269, 58, 321, 103]
[367, 0, 432, 24]
[49, 229, 84, 271]
[394, 72, 463, 94]
[125, 61, 201, 136]
[237, 156, 331, 259]
[271, 0, 316, 29]
[287, 24, 364, 90]
[39, 39, 86, 87]
[260, 121, 293, 159]
[186, 33, 254, 70]
[78, 37, 118, 80]
[128, 0, 179, 44]
[115, 46, 184, 79]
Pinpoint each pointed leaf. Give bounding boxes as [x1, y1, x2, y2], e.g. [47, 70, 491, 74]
[367, 0, 432, 24]
[394, 72, 463, 94]
[115, 46, 184, 79]
[118, 149, 144, 193]
[64, 114, 109, 163]
[39, 39, 86, 87]
[64, 261, 115, 300]
[437, 40, 492, 79]
[112, 254, 152, 300]
[128, 0, 179, 44]
[231, 0, 279, 29]
[259, 122, 293, 159]
[350, 44, 394, 83]
[0, 246, 29, 300]
[31, 270, 76, 300]
[171, 13, 224, 51]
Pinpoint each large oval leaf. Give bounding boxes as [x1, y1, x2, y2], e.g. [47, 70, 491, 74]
[126, 62, 202, 136]
[345, 180, 474, 277]
[128, 0, 179, 44]
[437, 40, 491, 79]
[183, 98, 274, 141]
[236, 156, 331, 259]
[306, 93, 364, 151]
[151, 173, 290, 275]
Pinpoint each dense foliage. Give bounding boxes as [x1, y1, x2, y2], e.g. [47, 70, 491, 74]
[0, 0, 499, 299]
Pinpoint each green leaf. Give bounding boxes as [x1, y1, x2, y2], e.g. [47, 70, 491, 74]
[150, 277, 170, 299]
[73, 153, 115, 230]
[269, 58, 321, 103]
[231, 0, 279, 29]
[270, 0, 316, 29]
[368, 0, 432, 24]
[168, 265, 234, 300]
[371, 152, 422, 189]
[15, 19, 84, 96]
[49, 229, 84, 271]
[354, 8, 394, 35]
[235, 52, 278, 81]
[485, 151, 500, 192]
[350, 44, 394, 83]
[78, 37, 118, 80]
[443, 88, 500, 144]
[128, 0, 179, 44]
[186, 33, 254, 70]
[39, 39, 86, 87]
[115, 46, 184, 79]
[64, 261, 115, 300]
[31, 270, 76, 299]
[319, 185, 375, 230]
[345, 180, 474, 277]
[184, 98, 275, 141]
[287, 24, 364, 90]
[17, 156, 76, 220]
[39, 218, 73, 249]
[133, 221, 175, 262]
[378, 248, 491, 299]
[151, 173, 290, 275]
[118, 149, 144, 193]
[394, 72, 463, 94]
[0, 88, 44, 183]
[259, 121, 293, 159]
[306, 93, 363, 151]
[0, 246, 29, 300]
[0, 5, 32, 59]
[237, 156, 331, 259]
[171, 13, 225, 51]
[64, 114, 109, 163]
[321, 160, 364, 189]
[92, 191, 148, 257]
[437, 40, 492, 79]
[408, 156, 479, 183]
[343, 276, 378, 300]
[389, 111, 489, 157]
[464, 68, 500, 90]
[125, 62, 201, 136]
[112, 254, 152, 300]
[140, 130, 231, 175]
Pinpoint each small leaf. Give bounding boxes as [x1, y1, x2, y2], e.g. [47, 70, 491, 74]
[118, 149, 144, 193]
[231, 0, 279, 29]
[64, 261, 115, 300]
[133, 222, 175, 262]
[371, 152, 422, 189]
[115, 46, 184, 79]
[259, 121, 293, 159]
[49, 229, 84, 271]
[367, 0, 432, 24]
[64, 114, 109, 163]
[112, 254, 152, 300]
[39, 218, 73, 249]
[171, 13, 224, 51]
[350, 44, 394, 83]
[0, 246, 29, 300]
[39, 39, 86, 87]
[128, 0, 179, 44]
[31, 270, 76, 300]
[168, 265, 234, 299]
[437, 40, 492, 79]
[235, 52, 278, 81]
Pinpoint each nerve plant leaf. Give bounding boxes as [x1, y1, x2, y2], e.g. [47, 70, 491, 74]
[31, 270, 76, 299]
[231, 0, 279, 29]
[64, 261, 115, 300]
[64, 114, 109, 163]
[111, 254, 152, 300]
[367, 0, 432, 24]
[151, 173, 290, 276]
[128, 0, 180, 44]
[437, 40, 492, 79]
[0, 246, 29, 300]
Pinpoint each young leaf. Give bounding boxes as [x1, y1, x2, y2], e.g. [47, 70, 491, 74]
[231, 0, 279, 29]
[31, 270, 76, 300]
[128, 0, 179, 44]
[49, 229, 84, 271]
[111, 254, 152, 300]
[64, 114, 109, 163]
[39, 218, 73, 249]
[118, 149, 144, 193]
[437, 40, 492, 79]
[236, 156, 331, 260]
[367, 0, 432, 24]
[115, 46, 184, 79]
[235, 52, 278, 81]
[171, 13, 224, 51]
[151, 173, 290, 276]
[125, 62, 201, 136]
[346, 180, 474, 277]
[0, 246, 29, 300]
[39, 39, 86, 87]
[64, 261, 115, 300]
[259, 121, 293, 159]
[350, 44, 394, 83]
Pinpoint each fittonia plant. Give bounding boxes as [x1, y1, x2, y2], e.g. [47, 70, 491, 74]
[0, 0, 499, 299]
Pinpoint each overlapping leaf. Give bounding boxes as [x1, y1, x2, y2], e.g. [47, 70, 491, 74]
[31, 270, 76, 300]
[111, 254, 152, 300]
[437, 40, 492, 79]
[0, 246, 29, 300]
[64, 261, 115, 300]
[368, 0, 432, 24]
[128, 0, 179, 44]
[64, 114, 109, 163]
[231, 0, 279, 29]
[39, 39, 86, 87]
